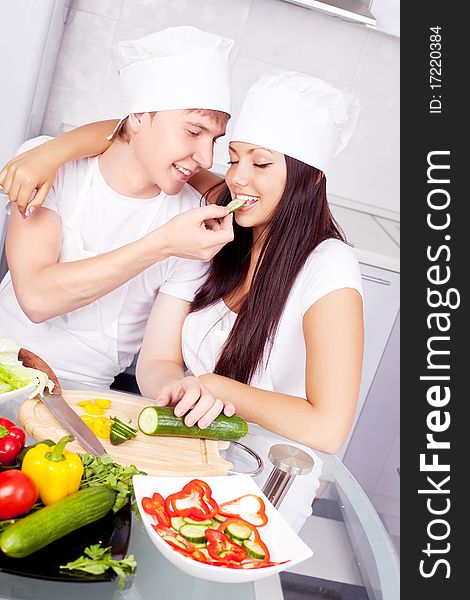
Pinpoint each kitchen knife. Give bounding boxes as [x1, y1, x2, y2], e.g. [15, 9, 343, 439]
[18, 347, 107, 457]
[40, 390, 107, 457]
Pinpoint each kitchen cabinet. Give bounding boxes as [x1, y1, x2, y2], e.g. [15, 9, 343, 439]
[342, 311, 400, 550]
[337, 260, 400, 460]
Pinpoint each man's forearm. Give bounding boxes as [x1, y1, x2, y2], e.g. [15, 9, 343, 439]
[18, 228, 169, 322]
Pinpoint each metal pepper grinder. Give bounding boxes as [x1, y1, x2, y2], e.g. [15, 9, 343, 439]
[262, 444, 314, 508]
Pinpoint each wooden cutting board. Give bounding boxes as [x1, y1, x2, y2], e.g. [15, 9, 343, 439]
[19, 389, 232, 476]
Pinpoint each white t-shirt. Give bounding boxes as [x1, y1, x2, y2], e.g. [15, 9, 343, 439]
[182, 238, 363, 530]
[0, 137, 207, 387]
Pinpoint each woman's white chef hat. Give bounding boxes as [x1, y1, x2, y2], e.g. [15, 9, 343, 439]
[108, 26, 234, 138]
[231, 72, 361, 177]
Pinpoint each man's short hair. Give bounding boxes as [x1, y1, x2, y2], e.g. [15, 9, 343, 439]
[111, 109, 229, 144]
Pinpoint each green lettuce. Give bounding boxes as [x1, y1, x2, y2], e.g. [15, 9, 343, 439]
[0, 337, 53, 395]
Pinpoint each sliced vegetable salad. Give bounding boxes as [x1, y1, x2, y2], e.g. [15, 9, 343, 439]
[141, 479, 287, 569]
[0, 337, 53, 395]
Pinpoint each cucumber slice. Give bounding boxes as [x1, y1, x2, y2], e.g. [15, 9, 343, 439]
[109, 428, 129, 446]
[242, 539, 267, 560]
[227, 199, 246, 212]
[193, 541, 208, 548]
[161, 534, 189, 550]
[213, 514, 228, 523]
[225, 522, 252, 541]
[109, 416, 137, 446]
[183, 517, 214, 526]
[170, 517, 185, 532]
[111, 417, 137, 434]
[179, 524, 208, 544]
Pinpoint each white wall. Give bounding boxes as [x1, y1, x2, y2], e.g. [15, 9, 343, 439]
[0, 0, 63, 169]
[0, 0, 67, 279]
[41, 0, 400, 216]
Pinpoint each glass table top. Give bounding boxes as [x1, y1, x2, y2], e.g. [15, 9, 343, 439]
[0, 389, 399, 600]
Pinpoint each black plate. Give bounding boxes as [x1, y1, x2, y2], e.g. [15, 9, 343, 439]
[0, 502, 131, 583]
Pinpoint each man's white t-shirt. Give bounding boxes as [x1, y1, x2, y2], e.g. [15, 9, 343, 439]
[0, 137, 207, 387]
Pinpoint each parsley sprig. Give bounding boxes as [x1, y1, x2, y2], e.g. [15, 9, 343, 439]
[61, 544, 136, 589]
[78, 453, 146, 512]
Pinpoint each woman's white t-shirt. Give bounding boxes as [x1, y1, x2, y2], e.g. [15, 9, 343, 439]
[182, 238, 363, 530]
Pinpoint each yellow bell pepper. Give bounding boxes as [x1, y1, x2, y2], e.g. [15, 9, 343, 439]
[80, 415, 96, 427]
[21, 435, 83, 505]
[83, 403, 105, 415]
[94, 398, 111, 409]
[92, 416, 112, 439]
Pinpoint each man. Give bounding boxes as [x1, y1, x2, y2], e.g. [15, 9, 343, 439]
[0, 26, 234, 394]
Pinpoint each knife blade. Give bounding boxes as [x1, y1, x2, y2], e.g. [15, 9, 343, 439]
[40, 391, 107, 457]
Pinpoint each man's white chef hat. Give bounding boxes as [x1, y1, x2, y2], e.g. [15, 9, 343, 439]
[231, 72, 361, 177]
[109, 26, 234, 138]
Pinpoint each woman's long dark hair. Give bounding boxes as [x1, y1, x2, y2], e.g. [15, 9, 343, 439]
[190, 155, 346, 384]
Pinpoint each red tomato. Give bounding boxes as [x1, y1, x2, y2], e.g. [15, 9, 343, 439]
[0, 470, 38, 519]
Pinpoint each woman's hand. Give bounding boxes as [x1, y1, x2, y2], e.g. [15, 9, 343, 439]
[155, 375, 235, 429]
[0, 141, 62, 216]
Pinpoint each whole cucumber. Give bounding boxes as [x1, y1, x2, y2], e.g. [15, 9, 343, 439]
[138, 406, 248, 441]
[0, 486, 115, 558]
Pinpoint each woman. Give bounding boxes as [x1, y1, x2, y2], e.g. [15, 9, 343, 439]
[1, 72, 363, 529]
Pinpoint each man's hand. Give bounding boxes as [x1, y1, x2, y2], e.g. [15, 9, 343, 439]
[161, 204, 233, 262]
[155, 376, 235, 429]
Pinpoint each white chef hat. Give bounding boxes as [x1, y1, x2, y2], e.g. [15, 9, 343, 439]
[108, 26, 234, 138]
[231, 72, 361, 177]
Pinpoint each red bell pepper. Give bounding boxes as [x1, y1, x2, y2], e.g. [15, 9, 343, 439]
[0, 418, 26, 466]
[218, 494, 268, 527]
[141, 492, 171, 527]
[218, 516, 271, 562]
[205, 529, 248, 564]
[165, 479, 219, 521]
[230, 559, 288, 569]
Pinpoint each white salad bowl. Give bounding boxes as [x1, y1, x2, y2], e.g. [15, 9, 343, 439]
[0, 380, 40, 406]
[133, 474, 313, 583]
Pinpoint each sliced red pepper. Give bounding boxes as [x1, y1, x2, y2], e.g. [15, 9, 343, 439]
[230, 559, 289, 569]
[218, 516, 271, 562]
[153, 524, 211, 563]
[205, 528, 248, 564]
[218, 494, 268, 527]
[141, 492, 171, 527]
[165, 479, 219, 521]
[187, 548, 211, 563]
[152, 524, 196, 554]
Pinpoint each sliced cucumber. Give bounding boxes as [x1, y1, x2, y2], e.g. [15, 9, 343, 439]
[183, 517, 214, 526]
[179, 524, 208, 544]
[193, 541, 208, 549]
[227, 199, 246, 212]
[170, 516, 185, 532]
[109, 416, 137, 446]
[109, 428, 130, 446]
[161, 534, 189, 550]
[242, 539, 267, 560]
[213, 514, 228, 523]
[225, 522, 252, 541]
